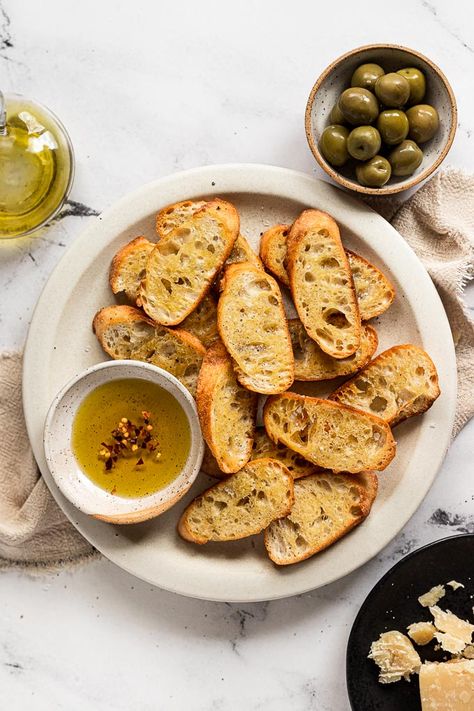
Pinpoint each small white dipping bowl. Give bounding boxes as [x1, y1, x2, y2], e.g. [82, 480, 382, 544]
[43, 360, 204, 524]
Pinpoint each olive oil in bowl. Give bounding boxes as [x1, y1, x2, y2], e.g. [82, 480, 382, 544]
[72, 379, 191, 498]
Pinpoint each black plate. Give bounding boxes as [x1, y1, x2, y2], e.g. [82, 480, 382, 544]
[346, 534, 474, 710]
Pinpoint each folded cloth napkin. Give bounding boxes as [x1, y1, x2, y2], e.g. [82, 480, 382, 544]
[1, 169, 473, 572]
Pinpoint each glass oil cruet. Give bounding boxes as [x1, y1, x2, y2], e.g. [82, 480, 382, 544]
[0, 91, 74, 238]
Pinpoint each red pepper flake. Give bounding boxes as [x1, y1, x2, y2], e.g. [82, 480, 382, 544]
[98, 412, 161, 471]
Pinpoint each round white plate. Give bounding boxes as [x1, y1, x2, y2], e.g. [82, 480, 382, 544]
[23, 164, 457, 602]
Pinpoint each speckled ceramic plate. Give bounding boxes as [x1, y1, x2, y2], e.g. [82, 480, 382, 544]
[23, 164, 457, 602]
[347, 534, 474, 710]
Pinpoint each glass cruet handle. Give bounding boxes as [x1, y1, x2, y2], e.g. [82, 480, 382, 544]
[0, 91, 7, 136]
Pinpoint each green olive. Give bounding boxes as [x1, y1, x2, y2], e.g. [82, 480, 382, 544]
[319, 125, 350, 167]
[329, 103, 346, 125]
[376, 110, 409, 145]
[351, 63, 385, 91]
[347, 126, 381, 160]
[356, 156, 392, 187]
[374, 72, 410, 108]
[388, 140, 423, 176]
[406, 104, 439, 143]
[338, 87, 379, 126]
[396, 68, 426, 104]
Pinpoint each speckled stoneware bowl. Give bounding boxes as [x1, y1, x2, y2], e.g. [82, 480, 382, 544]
[305, 44, 457, 195]
[43, 360, 204, 524]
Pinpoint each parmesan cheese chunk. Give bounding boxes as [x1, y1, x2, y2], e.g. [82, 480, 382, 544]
[418, 585, 446, 607]
[407, 621, 436, 646]
[463, 645, 474, 659]
[430, 606, 474, 653]
[368, 631, 421, 684]
[419, 660, 474, 710]
[447, 580, 465, 591]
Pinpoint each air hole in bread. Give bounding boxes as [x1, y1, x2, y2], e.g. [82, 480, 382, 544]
[253, 279, 271, 291]
[257, 490, 266, 500]
[354, 378, 369, 392]
[304, 272, 315, 282]
[323, 309, 350, 329]
[295, 535, 307, 549]
[160, 240, 181, 257]
[370, 396, 388, 413]
[416, 366, 425, 376]
[214, 501, 227, 511]
[320, 257, 340, 268]
[184, 364, 198, 377]
[207, 244, 216, 254]
[350, 505, 362, 517]
[268, 295, 278, 306]
[318, 229, 329, 237]
[161, 278, 172, 294]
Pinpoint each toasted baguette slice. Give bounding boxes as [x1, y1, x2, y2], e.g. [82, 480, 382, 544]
[109, 236, 155, 303]
[264, 392, 395, 473]
[93, 305, 206, 397]
[287, 210, 361, 358]
[264, 471, 378, 565]
[329, 344, 440, 425]
[259, 224, 291, 286]
[155, 199, 207, 239]
[140, 198, 239, 325]
[290, 320, 378, 381]
[180, 293, 219, 348]
[346, 251, 395, 320]
[197, 341, 257, 474]
[226, 234, 263, 270]
[178, 458, 294, 544]
[250, 428, 319, 479]
[218, 263, 294, 394]
[260, 224, 394, 321]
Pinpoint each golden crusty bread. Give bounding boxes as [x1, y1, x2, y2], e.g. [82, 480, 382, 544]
[155, 199, 207, 238]
[139, 198, 239, 326]
[180, 293, 219, 349]
[264, 392, 396, 473]
[329, 344, 440, 425]
[259, 224, 291, 286]
[93, 305, 206, 397]
[250, 427, 318, 479]
[346, 251, 395, 320]
[217, 262, 294, 394]
[109, 236, 155, 303]
[178, 458, 294, 544]
[264, 471, 378, 565]
[289, 319, 378, 381]
[196, 341, 257, 474]
[260, 224, 395, 321]
[287, 210, 361, 358]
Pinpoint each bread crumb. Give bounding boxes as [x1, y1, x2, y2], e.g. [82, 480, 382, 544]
[418, 584, 446, 607]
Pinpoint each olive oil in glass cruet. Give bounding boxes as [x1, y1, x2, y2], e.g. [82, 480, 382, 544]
[0, 91, 74, 238]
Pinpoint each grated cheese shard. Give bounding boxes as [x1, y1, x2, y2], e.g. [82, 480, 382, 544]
[419, 660, 474, 710]
[418, 584, 446, 607]
[407, 621, 436, 646]
[430, 606, 474, 654]
[447, 580, 465, 591]
[368, 631, 421, 684]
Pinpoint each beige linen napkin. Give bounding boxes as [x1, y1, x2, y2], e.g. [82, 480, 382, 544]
[1, 169, 473, 571]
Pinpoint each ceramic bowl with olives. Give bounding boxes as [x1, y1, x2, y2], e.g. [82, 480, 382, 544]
[305, 45, 457, 195]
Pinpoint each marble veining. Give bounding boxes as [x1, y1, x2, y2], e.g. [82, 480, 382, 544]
[1, 0, 473, 709]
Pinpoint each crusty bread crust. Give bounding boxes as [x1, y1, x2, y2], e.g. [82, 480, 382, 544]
[287, 210, 361, 358]
[264, 471, 378, 565]
[290, 320, 378, 381]
[217, 262, 294, 394]
[178, 458, 295, 544]
[329, 344, 440, 425]
[196, 341, 257, 474]
[140, 198, 239, 326]
[264, 392, 396, 473]
[93, 305, 206, 396]
[259, 224, 291, 286]
[109, 236, 155, 303]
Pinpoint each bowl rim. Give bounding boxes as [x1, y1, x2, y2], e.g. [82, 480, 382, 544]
[43, 359, 204, 524]
[305, 43, 458, 196]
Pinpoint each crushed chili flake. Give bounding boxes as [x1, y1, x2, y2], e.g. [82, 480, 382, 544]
[98, 412, 161, 471]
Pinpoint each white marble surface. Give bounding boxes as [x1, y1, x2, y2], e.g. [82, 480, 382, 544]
[1, 1, 473, 709]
